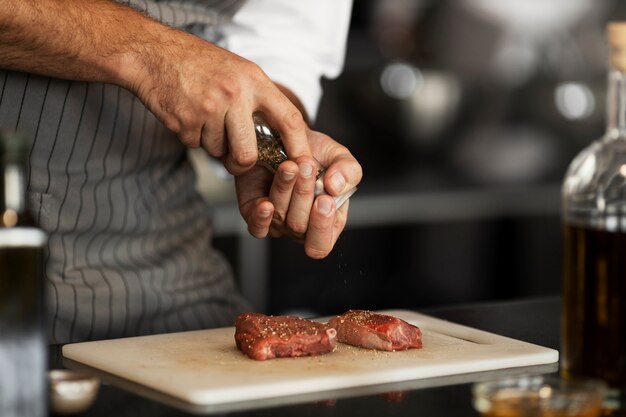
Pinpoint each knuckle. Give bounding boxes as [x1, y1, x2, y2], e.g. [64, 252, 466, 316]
[222, 159, 241, 176]
[201, 99, 219, 116]
[272, 210, 286, 224]
[246, 61, 266, 81]
[204, 137, 225, 157]
[274, 178, 293, 193]
[283, 110, 305, 131]
[162, 116, 181, 134]
[308, 220, 330, 235]
[287, 220, 307, 236]
[276, 162, 298, 180]
[296, 155, 317, 166]
[231, 147, 256, 168]
[177, 110, 197, 130]
[293, 184, 313, 198]
[212, 148, 226, 158]
[221, 82, 242, 101]
[179, 132, 199, 148]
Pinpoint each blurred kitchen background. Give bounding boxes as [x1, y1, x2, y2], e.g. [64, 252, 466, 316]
[196, 0, 626, 316]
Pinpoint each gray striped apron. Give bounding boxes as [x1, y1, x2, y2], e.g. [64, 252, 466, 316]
[0, 0, 250, 344]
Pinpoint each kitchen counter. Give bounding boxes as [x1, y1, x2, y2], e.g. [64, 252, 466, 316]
[49, 295, 561, 416]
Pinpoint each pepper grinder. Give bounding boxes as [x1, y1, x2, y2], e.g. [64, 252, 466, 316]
[253, 112, 356, 209]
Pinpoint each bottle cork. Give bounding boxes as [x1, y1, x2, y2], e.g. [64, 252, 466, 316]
[608, 22, 626, 72]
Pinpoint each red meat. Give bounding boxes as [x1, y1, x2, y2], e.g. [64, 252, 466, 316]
[328, 310, 422, 351]
[235, 313, 337, 360]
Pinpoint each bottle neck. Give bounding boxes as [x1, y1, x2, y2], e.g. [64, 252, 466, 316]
[1, 161, 29, 227]
[606, 69, 626, 134]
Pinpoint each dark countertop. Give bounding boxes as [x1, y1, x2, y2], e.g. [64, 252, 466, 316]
[50, 296, 561, 417]
[425, 295, 560, 351]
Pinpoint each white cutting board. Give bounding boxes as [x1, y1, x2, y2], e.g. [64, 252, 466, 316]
[63, 310, 558, 407]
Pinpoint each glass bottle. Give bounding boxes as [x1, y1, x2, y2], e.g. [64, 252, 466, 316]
[561, 22, 626, 394]
[0, 132, 47, 417]
[254, 112, 356, 209]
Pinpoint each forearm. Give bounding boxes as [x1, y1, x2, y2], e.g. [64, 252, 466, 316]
[0, 0, 176, 90]
[2, 0, 314, 176]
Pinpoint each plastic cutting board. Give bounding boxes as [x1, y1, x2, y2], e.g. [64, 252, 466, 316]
[62, 310, 559, 409]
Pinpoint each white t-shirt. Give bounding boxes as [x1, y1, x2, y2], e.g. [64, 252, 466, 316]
[218, 0, 353, 120]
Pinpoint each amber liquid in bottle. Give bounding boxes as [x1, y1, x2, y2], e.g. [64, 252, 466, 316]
[561, 23, 626, 402]
[562, 224, 626, 389]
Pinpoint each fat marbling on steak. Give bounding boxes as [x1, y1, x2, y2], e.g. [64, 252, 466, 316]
[328, 310, 422, 351]
[235, 313, 337, 360]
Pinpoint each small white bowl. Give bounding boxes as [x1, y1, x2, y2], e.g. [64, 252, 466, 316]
[49, 370, 100, 415]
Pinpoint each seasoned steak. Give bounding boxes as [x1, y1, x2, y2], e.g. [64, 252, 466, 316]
[328, 310, 422, 351]
[235, 313, 337, 360]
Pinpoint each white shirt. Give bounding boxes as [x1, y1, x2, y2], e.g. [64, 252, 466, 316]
[217, 0, 353, 121]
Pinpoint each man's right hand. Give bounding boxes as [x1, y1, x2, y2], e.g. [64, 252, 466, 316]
[0, 0, 311, 175]
[125, 30, 311, 175]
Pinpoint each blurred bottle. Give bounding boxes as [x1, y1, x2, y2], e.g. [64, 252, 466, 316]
[0, 132, 47, 417]
[561, 22, 626, 398]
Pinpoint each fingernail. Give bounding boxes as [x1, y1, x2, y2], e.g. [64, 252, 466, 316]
[300, 163, 314, 178]
[318, 198, 333, 215]
[281, 170, 295, 181]
[331, 172, 346, 192]
[259, 209, 271, 218]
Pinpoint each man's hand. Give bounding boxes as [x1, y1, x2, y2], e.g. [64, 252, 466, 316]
[235, 129, 362, 259]
[0, 0, 363, 258]
[126, 31, 311, 175]
[0, 0, 311, 175]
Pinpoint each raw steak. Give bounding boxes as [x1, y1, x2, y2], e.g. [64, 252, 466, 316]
[328, 310, 422, 351]
[235, 313, 337, 360]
